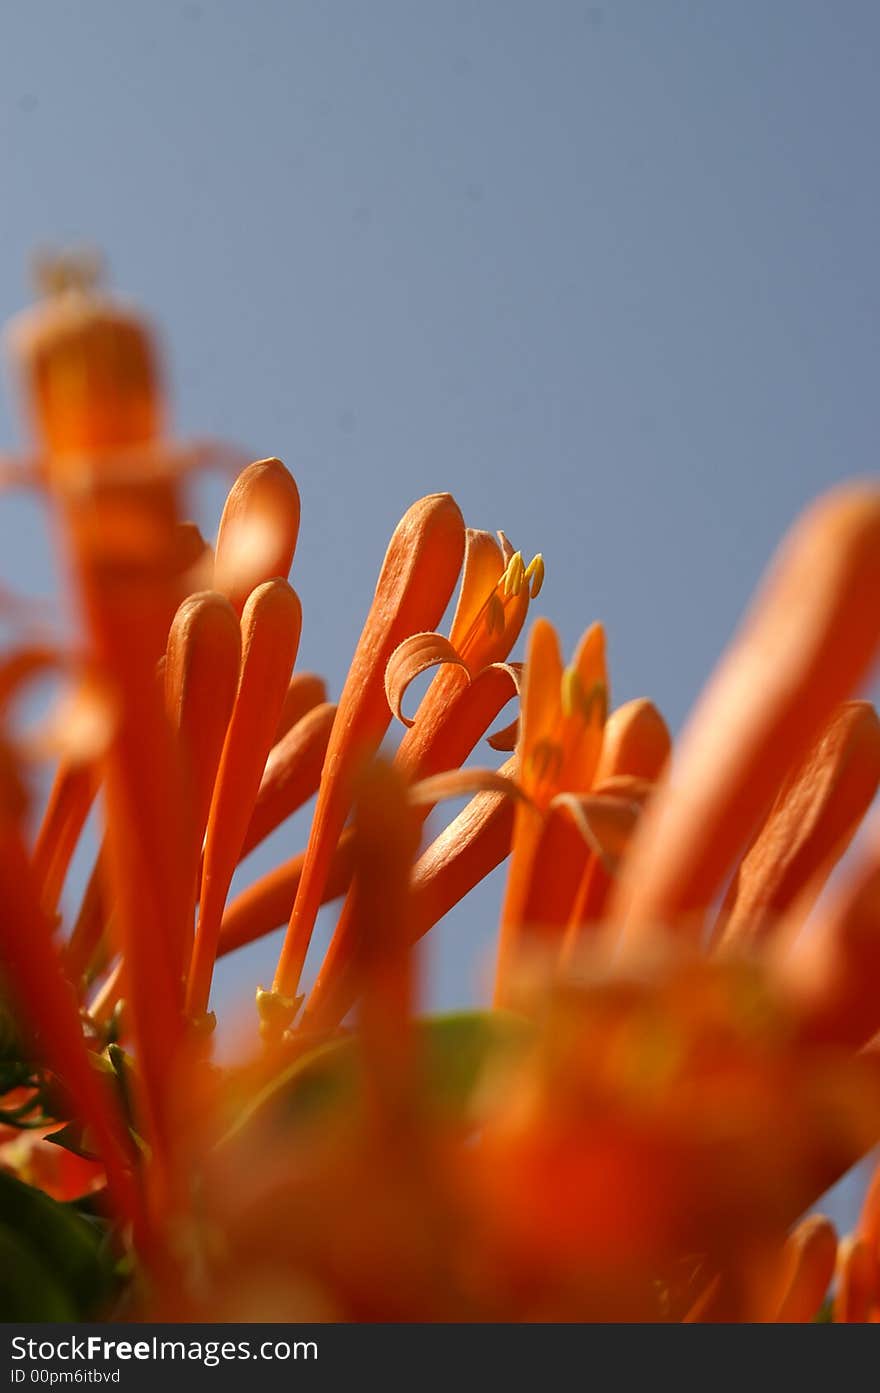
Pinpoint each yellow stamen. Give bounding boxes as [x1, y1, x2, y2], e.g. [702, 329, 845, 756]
[33, 248, 104, 298]
[502, 551, 525, 598]
[529, 737, 564, 786]
[562, 666, 608, 725]
[524, 553, 545, 598]
[584, 680, 608, 726]
[255, 985, 301, 1039]
[485, 592, 506, 635]
[561, 665, 584, 720]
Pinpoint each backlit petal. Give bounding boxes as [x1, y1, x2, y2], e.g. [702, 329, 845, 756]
[272, 493, 465, 1000]
[616, 485, 880, 947]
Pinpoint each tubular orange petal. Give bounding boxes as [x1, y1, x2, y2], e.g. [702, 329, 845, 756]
[164, 592, 242, 831]
[273, 493, 465, 1002]
[302, 665, 520, 1030]
[559, 783, 655, 958]
[63, 858, 107, 986]
[453, 532, 536, 674]
[782, 824, 880, 1048]
[407, 766, 526, 808]
[767, 1215, 838, 1322]
[495, 619, 607, 1006]
[558, 622, 608, 794]
[218, 834, 356, 958]
[592, 774, 655, 802]
[857, 1164, 880, 1265]
[520, 805, 589, 937]
[385, 632, 471, 727]
[8, 274, 164, 461]
[101, 734, 187, 1161]
[31, 760, 96, 918]
[448, 529, 509, 651]
[310, 539, 527, 1025]
[561, 857, 614, 952]
[187, 579, 302, 1017]
[396, 663, 521, 783]
[304, 761, 518, 1031]
[79, 502, 193, 1170]
[10, 277, 217, 1185]
[87, 957, 124, 1027]
[616, 484, 880, 948]
[349, 760, 421, 1107]
[410, 760, 516, 939]
[383, 528, 533, 759]
[682, 1274, 724, 1323]
[0, 747, 142, 1236]
[517, 618, 564, 804]
[273, 671, 328, 744]
[494, 803, 544, 1009]
[561, 713, 665, 958]
[547, 791, 644, 967]
[212, 458, 301, 615]
[595, 698, 671, 784]
[240, 701, 336, 858]
[553, 791, 643, 874]
[487, 714, 520, 752]
[172, 518, 212, 577]
[34, 473, 191, 1168]
[717, 702, 880, 949]
[834, 1238, 875, 1323]
[24, 669, 117, 766]
[170, 519, 214, 599]
[164, 590, 241, 975]
[0, 647, 61, 710]
[218, 855, 307, 956]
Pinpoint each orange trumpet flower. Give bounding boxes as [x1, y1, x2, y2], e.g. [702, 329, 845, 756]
[269, 492, 466, 1022]
[4, 266, 880, 1324]
[303, 530, 541, 1029]
[494, 617, 609, 1006]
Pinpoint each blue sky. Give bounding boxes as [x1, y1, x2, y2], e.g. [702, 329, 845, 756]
[1, 0, 878, 1153]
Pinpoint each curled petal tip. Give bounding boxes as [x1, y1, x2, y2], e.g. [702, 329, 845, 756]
[384, 631, 470, 727]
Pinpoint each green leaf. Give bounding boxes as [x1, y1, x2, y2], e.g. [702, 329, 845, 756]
[0, 1168, 118, 1319]
[225, 1009, 532, 1144]
[418, 1010, 532, 1118]
[0, 975, 25, 1064]
[0, 1223, 77, 1320]
[45, 1120, 101, 1161]
[106, 1042, 137, 1123]
[44, 1047, 142, 1159]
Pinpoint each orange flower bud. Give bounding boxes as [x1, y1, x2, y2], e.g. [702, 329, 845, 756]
[8, 260, 164, 465]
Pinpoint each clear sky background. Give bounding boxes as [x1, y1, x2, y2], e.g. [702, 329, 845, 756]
[0, 3, 878, 1216]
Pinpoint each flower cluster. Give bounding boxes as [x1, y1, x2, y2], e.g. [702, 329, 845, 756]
[1, 266, 879, 1321]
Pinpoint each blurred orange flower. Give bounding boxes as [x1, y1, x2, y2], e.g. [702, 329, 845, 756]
[1, 262, 879, 1322]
